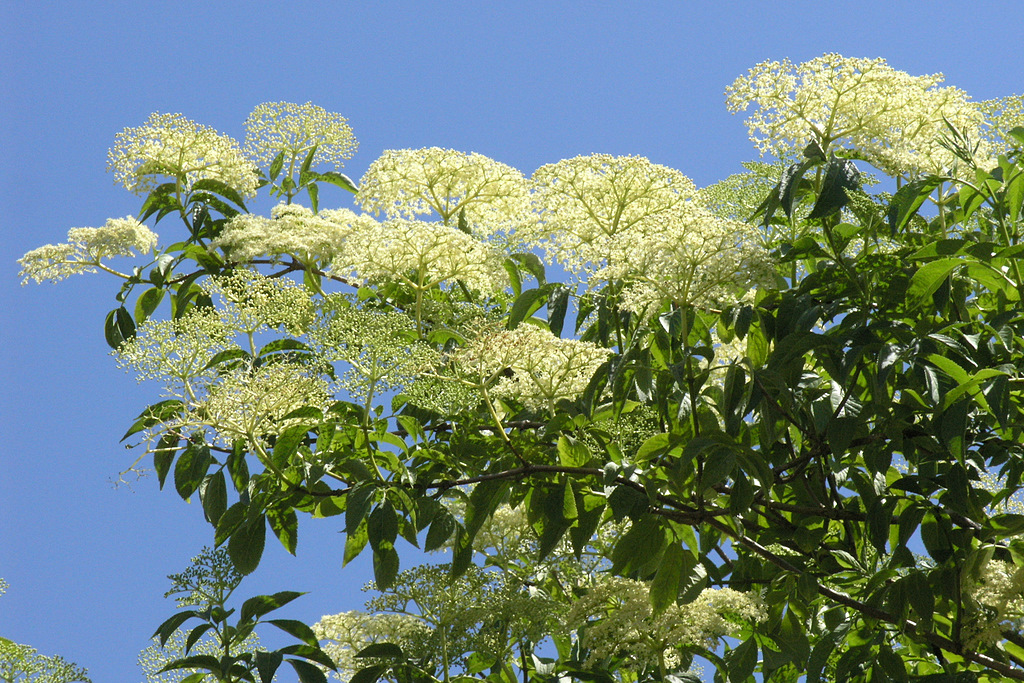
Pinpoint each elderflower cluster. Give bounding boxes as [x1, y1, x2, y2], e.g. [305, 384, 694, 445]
[980, 95, 1024, 153]
[212, 203, 363, 264]
[198, 362, 332, 447]
[965, 559, 1024, 647]
[244, 101, 357, 170]
[454, 325, 612, 412]
[202, 269, 315, 336]
[726, 54, 990, 177]
[530, 154, 697, 274]
[600, 205, 773, 314]
[308, 300, 439, 404]
[566, 576, 764, 671]
[358, 147, 534, 239]
[18, 217, 157, 284]
[340, 218, 508, 295]
[108, 112, 259, 196]
[315, 611, 434, 680]
[115, 307, 235, 397]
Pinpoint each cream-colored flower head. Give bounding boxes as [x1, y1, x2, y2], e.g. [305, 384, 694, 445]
[212, 203, 359, 264]
[455, 324, 612, 411]
[308, 300, 439, 404]
[980, 95, 1024, 153]
[202, 269, 315, 336]
[115, 306, 235, 396]
[244, 101, 357, 170]
[726, 53, 990, 177]
[530, 154, 698, 274]
[600, 205, 774, 314]
[18, 217, 157, 284]
[315, 611, 433, 681]
[199, 362, 332, 447]
[965, 559, 1024, 647]
[340, 217, 508, 295]
[566, 575, 765, 671]
[108, 112, 259, 197]
[357, 147, 534, 239]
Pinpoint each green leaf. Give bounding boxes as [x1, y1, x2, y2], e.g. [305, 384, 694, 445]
[200, 471, 228, 526]
[344, 519, 369, 566]
[215, 502, 247, 546]
[268, 151, 286, 182]
[307, 182, 320, 213]
[424, 509, 456, 552]
[240, 591, 304, 624]
[507, 287, 549, 329]
[229, 514, 267, 575]
[650, 542, 684, 613]
[203, 348, 252, 370]
[135, 287, 164, 324]
[226, 443, 249, 493]
[256, 650, 284, 683]
[356, 643, 405, 659]
[725, 637, 758, 683]
[548, 284, 571, 336]
[267, 507, 299, 555]
[268, 619, 319, 647]
[317, 171, 359, 193]
[258, 338, 310, 356]
[373, 545, 400, 589]
[887, 176, 942, 233]
[289, 658, 329, 683]
[191, 178, 248, 211]
[557, 435, 590, 467]
[152, 610, 199, 646]
[367, 503, 398, 552]
[349, 665, 387, 683]
[908, 259, 960, 309]
[174, 442, 212, 500]
[346, 486, 376, 533]
[507, 252, 546, 286]
[104, 306, 136, 349]
[122, 399, 185, 441]
[808, 156, 860, 219]
[153, 432, 179, 489]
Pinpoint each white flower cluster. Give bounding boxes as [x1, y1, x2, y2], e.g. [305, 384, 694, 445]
[308, 301, 439, 404]
[530, 154, 697, 274]
[18, 217, 157, 284]
[454, 324, 612, 412]
[965, 559, 1024, 647]
[115, 307, 235, 397]
[199, 362, 331, 447]
[358, 147, 534, 239]
[726, 53, 990, 177]
[980, 95, 1024, 153]
[314, 610, 434, 680]
[108, 112, 259, 196]
[244, 101, 357, 170]
[202, 269, 315, 336]
[599, 205, 773, 314]
[340, 218, 509, 296]
[212, 203, 363, 265]
[566, 575, 764, 671]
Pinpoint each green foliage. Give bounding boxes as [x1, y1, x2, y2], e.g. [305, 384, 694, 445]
[22, 67, 1024, 682]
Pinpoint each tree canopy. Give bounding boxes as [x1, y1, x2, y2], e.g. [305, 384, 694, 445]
[16, 54, 1024, 682]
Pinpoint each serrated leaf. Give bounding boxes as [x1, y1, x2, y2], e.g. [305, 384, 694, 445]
[317, 171, 359, 193]
[229, 514, 267, 575]
[888, 176, 943, 233]
[200, 471, 228, 526]
[174, 442, 212, 500]
[104, 306, 136, 349]
[152, 610, 199, 646]
[239, 591, 304, 624]
[268, 619, 319, 647]
[808, 156, 860, 219]
[267, 507, 299, 555]
[650, 542, 683, 613]
[372, 545, 400, 589]
[424, 509, 456, 552]
[356, 643, 405, 659]
[289, 657, 329, 683]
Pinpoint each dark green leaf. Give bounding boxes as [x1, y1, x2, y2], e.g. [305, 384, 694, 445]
[548, 284, 571, 336]
[650, 542, 684, 613]
[888, 176, 943, 233]
[153, 432, 179, 489]
[267, 507, 299, 555]
[256, 650, 284, 683]
[122, 399, 185, 441]
[135, 287, 164, 324]
[104, 306, 136, 349]
[229, 514, 267, 575]
[174, 442, 212, 500]
[200, 471, 228, 526]
[216, 502, 247, 546]
[191, 178, 248, 211]
[152, 610, 199, 646]
[239, 591, 304, 624]
[356, 643, 405, 659]
[424, 509, 456, 552]
[203, 348, 252, 370]
[367, 503, 398, 552]
[346, 486, 376, 533]
[268, 151, 286, 182]
[288, 658, 329, 683]
[725, 637, 758, 683]
[317, 171, 359, 193]
[268, 619, 319, 647]
[349, 665, 387, 683]
[507, 287, 549, 330]
[808, 156, 860, 219]
[373, 545, 400, 589]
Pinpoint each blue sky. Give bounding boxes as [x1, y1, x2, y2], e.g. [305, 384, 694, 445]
[2, 2, 1023, 681]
